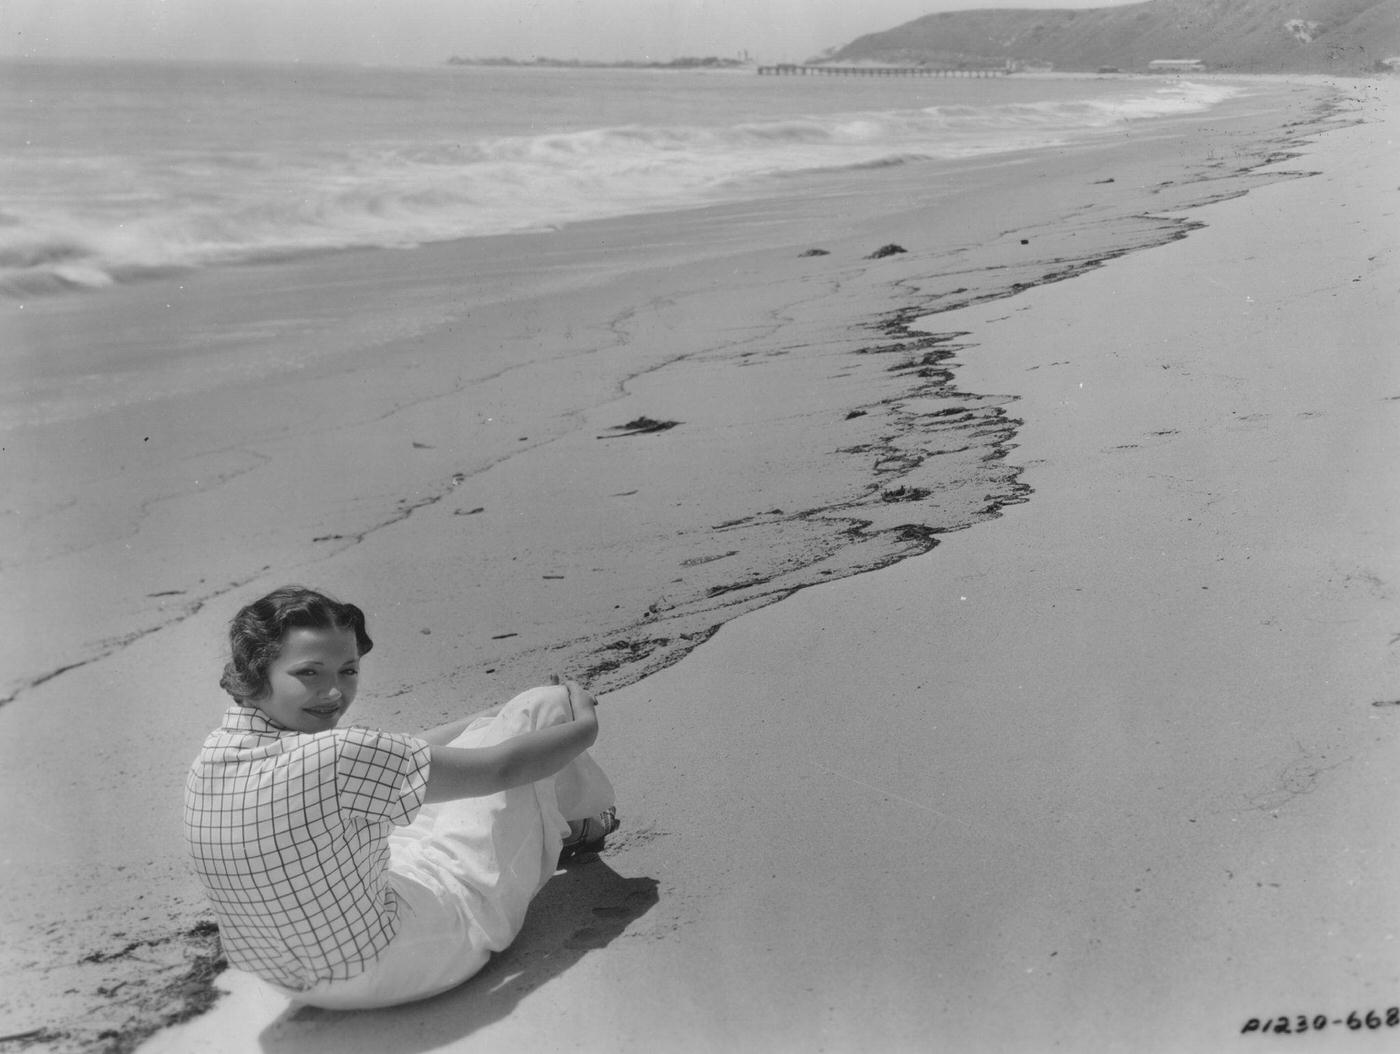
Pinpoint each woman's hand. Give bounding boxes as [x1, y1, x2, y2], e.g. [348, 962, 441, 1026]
[563, 678, 597, 720]
[549, 674, 598, 721]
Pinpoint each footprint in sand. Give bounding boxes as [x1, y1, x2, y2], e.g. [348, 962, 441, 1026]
[564, 926, 609, 950]
[563, 889, 658, 950]
[592, 906, 631, 921]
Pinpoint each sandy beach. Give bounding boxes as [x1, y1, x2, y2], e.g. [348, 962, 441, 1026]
[1, 73, 1397, 1052]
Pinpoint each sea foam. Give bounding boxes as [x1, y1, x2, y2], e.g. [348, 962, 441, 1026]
[0, 70, 1239, 298]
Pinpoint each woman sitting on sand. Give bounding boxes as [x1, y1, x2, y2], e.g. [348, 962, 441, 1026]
[184, 585, 617, 1009]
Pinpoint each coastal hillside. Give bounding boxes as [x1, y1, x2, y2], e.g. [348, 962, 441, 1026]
[827, 0, 1400, 73]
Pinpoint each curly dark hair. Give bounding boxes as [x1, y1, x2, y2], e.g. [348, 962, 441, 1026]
[220, 585, 374, 702]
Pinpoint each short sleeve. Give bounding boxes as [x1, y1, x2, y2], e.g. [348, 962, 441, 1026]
[333, 727, 432, 826]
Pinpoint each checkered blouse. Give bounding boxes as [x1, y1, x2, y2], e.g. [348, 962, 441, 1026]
[184, 706, 432, 990]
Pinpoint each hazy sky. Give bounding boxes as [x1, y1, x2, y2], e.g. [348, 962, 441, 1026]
[2, 0, 1145, 66]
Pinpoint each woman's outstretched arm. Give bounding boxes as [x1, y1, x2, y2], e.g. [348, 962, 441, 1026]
[421, 680, 598, 803]
[416, 675, 581, 746]
[417, 713, 487, 747]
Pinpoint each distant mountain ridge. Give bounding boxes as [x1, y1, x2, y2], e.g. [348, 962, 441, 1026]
[828, 0, 1400, 73]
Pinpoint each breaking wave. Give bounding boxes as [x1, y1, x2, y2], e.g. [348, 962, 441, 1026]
[0, 78, 1238, 297]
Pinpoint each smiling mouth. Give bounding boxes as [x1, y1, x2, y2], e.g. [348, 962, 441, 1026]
[304, 705, 342, 717]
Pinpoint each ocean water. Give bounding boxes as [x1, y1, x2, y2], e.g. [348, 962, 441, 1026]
[0, 59, 1243, 298]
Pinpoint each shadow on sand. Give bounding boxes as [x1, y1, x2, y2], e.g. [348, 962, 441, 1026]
[256, 859, 658, 1053]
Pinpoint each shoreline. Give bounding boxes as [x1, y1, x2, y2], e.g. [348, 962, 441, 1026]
[0, 76, 1385, 1052]
[0, 79, 1348, 709]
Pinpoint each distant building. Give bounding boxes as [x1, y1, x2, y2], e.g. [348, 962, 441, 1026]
[1148, 59, 1206, 72]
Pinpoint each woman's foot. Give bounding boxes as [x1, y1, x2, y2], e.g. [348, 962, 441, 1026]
[559, 807, 619, 863]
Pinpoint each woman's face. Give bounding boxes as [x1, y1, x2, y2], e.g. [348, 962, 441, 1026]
[252, 625, 361, 733]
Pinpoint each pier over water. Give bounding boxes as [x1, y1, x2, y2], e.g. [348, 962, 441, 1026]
[757, 64, 1007, 78]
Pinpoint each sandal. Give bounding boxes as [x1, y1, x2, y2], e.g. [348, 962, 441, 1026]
[558, 807, 619, 864]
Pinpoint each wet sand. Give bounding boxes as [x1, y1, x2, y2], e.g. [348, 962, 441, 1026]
[2, 76, 1396, 1052]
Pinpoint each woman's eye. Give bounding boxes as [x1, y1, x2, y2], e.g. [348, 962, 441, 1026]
[341, 669, 358, 678]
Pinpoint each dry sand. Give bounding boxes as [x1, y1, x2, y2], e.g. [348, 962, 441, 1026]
[1, 76, 1396, 1052]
